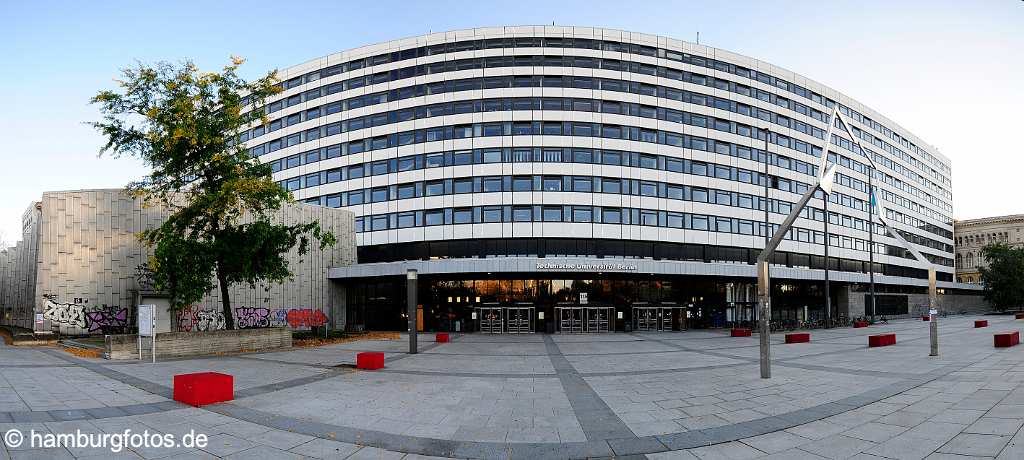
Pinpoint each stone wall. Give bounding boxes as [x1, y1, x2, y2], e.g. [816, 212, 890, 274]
[0, 189, 356, 335]
[842, 285, 990, 319]
[105, 327, 292, 360]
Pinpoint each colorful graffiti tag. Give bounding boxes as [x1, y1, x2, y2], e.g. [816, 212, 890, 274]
[180, 305, 326, 330]
[286, 309, 328, 329]
[84, 308, 129, 333]
[235, 307, 271, 329]
[42, 297, 129, 333]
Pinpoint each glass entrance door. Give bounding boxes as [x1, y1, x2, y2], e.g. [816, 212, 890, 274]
[585, 307, 613, 333]
[556, 306, 584, 333]
[505, 306, 535, 333]
[477, 307, 503, 333]
[633, 307, 658, 331]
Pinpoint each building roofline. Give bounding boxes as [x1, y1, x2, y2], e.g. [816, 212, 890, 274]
[955, 214, 1024, 227]
[274, 24, 950, 166]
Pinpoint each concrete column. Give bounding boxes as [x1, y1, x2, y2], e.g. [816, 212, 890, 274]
[407, 269, 418, 354]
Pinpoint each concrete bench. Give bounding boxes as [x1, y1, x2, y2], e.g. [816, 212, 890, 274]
[730, 328, 751, 337]
[785, 333, 810, 344]
[435, 332, 450, 343]
[853, 321, 870, 328]
[995, 331, 1020, 348]
[975, 320, 988, 328]
[356, 352, 385, 370]
[868, 333, 896, 347]
[173, 372, 233, 407]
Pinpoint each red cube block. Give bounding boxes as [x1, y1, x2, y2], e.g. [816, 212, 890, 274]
[853, 321, 870, 328]
[435, 332, 450, 343]
[785, 333, 810, 344]
[1016, 313, 1024, 320]
[922, 316, 930, 321]
[730, 328, 751, 337]
[173, 372, 233, 407]
[868, 333, 896, 347]
[975, 320, 988, 328]
[356, 352, 385, 370]
[995, 331, 1020, 348]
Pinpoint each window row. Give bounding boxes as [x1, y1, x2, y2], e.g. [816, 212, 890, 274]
[262, 34, 944, 174]
[257, 118, 946, 225]
[348, 205, 953, 267]
[277, 146, 953, 240]
[294, 173, 951, 253]
[249, 69, 947, 199]
[356, 238, 954, 281]
[259, 54, 828, 135]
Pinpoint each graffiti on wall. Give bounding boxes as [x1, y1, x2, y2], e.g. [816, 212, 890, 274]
[286, 309, 328, 329]
[43, 298, 86, 328]
[42, 296, 129, 333]
[232, 307, 328, 330]
[178, 305, 226, 332]
[235, 307, 271, 329]
[178, 305, 327, 331]
[84, 308, 128, 334]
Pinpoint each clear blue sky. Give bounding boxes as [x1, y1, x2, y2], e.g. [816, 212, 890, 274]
[2, 0, 1021, 244]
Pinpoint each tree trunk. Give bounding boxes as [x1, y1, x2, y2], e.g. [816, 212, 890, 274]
[217, 263, 235, 330]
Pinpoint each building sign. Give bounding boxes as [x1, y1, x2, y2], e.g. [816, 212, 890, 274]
[579, 293, 588, 305]
[535, 262, 638, 271]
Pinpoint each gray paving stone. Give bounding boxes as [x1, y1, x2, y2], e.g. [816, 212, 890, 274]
[938, 433, 1011, 457]
[198, 433, 256, 458]
[225, 444, 302, 460]
[739, 430, 811, 454]
[288, 438, 361, 459]
[8, 448, 75, 460]
[797, 434, 875, 460]
[965, 417, 1023, 436]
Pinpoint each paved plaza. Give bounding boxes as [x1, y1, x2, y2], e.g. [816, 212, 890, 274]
[2, 314, 1024, 459]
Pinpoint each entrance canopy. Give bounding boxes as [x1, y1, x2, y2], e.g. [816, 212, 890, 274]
[329, 256, 957, 288]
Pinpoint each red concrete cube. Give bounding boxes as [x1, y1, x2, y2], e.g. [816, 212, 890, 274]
[853, 321, 870, 328]
[1016, 313, 1024, 320]
[922, 316, 930, 321]
[173, 372, 233, 407]
[995, 331, 1020, 348]
[868, 333, 896, 347]
[435, 332, 450, 343]
[975, 320, 988, 328]
[730, 328, 751, 337]
[356, 352, 385, 370]
[785, 333, 810, 344]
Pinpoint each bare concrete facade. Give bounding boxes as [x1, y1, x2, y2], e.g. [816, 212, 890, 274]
[0, 189, 356, 335]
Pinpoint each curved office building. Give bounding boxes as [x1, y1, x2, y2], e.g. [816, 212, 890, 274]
[242, 26, 963, 333]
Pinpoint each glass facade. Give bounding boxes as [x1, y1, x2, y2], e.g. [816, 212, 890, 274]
[245, 27, 956, 331]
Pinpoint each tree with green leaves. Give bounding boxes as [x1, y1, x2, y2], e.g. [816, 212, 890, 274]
[978, 242, 1024, 312]
[90, 58, 335, 330]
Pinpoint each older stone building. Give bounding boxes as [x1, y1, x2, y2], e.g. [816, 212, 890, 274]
[0, 189, 356, 335]
[954, 214, 1024, 283]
